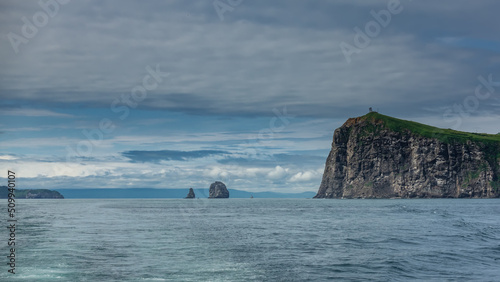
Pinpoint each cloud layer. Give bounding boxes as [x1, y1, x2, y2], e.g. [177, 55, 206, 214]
[2, 0, 499, 119]
[1, 0, 499, 191]
[122, 149, 228, 162]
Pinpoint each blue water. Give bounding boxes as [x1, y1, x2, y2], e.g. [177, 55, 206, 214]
[1, 199, 499, 281]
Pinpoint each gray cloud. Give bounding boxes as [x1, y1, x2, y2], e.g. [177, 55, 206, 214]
[122, 149, 229, 162]
[1, 0, 499, 119]
[218, 153, 325, 168]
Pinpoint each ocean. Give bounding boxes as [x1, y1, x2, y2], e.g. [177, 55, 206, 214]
[1, 198, 499, 281]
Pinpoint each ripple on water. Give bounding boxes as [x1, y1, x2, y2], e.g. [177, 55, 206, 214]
[2, 198, 499, 281]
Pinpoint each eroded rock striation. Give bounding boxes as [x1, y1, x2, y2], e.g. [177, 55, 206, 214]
[314, 112, 500, 199]
[185, 188, 195, 199]
[209, 181, 229, 198]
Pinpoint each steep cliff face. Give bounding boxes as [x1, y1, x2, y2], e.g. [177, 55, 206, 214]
[315, 113, 500, 199]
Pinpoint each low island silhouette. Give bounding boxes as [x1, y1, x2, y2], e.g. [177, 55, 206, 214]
[0, 187, 64, 199]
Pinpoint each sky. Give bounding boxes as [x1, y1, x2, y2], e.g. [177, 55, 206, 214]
[1, 0, 499, 193]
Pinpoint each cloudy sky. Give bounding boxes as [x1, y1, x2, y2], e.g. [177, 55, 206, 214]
[1, 0, 499, 192]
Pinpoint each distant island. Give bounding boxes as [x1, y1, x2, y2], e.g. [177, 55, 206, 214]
[315, 112, 500, 199]
[0, 187, 64, 199]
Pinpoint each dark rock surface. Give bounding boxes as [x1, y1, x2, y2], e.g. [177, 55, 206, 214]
[185, 188, 195, 199]
[314, 113, 500, 199]
[209, 181, 229, 198]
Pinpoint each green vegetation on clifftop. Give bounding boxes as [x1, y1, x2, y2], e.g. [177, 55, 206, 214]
[360, 112, 500, 145]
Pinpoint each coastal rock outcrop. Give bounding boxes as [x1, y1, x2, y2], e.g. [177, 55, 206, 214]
[185, 188, 195, 199]
[209, 181, 229, 198]
[314, 112, 500, 199]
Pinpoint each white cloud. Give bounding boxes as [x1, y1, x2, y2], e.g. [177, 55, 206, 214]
[289, 169, 322, 183]
[0, 156, 324, 192]
[204, 166, 229, 179]
[267, 165, 288, 180]
[0, 155, 18, 160]
[1, 0, 498, 192]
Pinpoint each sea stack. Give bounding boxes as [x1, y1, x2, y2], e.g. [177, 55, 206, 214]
[208, 181, 229, 198]
[314, 112, 500, 199]
[185, 188, 195, 199]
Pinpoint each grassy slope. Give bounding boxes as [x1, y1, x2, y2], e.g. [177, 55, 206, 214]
[360, 112, 500, 144]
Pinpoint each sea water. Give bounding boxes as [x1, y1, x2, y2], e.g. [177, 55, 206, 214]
[1, 198, 499, 281]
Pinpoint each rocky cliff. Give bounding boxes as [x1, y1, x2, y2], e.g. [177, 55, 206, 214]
[209, 181, 229, 198]
[314, 112, 500, 199]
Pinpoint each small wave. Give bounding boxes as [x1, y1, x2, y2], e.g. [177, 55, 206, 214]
[388, 204, 426, 215]
[380, 237, 422, 246]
